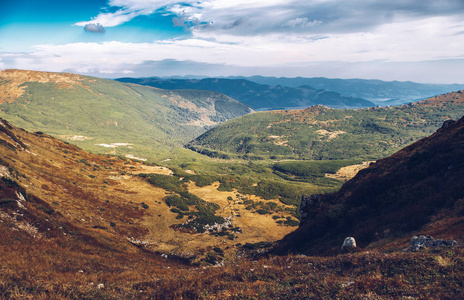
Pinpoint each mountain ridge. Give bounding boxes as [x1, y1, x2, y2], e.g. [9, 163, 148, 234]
[115, 77, 375, 110]
[0, 69, 253, 160]
[227, 75, 464, 105]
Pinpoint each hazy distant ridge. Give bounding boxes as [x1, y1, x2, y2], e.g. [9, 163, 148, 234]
[115, 77, 375, 110]
[228, 76, 464, 105]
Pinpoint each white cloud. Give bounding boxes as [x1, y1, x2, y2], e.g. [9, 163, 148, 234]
[282, 18, 323, 28]
[76, 10, 144, 27]
[5, 1, 464, 83]
[75, 0, 200, 27]
[7, 15, 464, 73]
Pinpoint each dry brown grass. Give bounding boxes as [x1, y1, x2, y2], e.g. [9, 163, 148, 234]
[0, 117, 296, 265]
[1, 220, 463, 300]
[0, 69, 93, 104]
[325, 161, 374, 181]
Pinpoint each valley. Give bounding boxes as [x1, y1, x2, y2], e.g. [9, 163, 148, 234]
[0, 117, 304, 264]
[0, 69, 253, 160]
[1, 69, 464, 299]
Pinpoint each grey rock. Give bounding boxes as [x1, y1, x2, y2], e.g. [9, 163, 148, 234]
[341, 237, 357, 252]
[404, 235, 457, 252]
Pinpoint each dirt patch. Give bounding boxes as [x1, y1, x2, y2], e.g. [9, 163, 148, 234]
[131, 165, 173, 175]
[326, 161, 374, 181]
[315, 129, 346, 141]
[187, 182, 295, 244]
[125, 154, 147, 162]
[61, 135, 92, 141]
[265, 135, 289, 147]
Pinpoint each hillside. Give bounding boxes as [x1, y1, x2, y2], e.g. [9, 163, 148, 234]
[275, 114, 464, 255]
[188, 91, 464, 161]
[2, 119, 464, 299]
[235, 75, 464, 105]
[0, 69, 253, 159]
[0, 117, 302, 265]
[115, 77, 374, 110]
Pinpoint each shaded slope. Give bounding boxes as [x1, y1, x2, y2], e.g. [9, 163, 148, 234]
[116, 77, 374, 109]
[0, 69, 253, 159]
[275, 115, 464, 255]
[188, 91, 464, 161]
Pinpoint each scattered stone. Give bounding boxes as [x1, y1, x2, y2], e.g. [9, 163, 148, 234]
[341, 237, 357, 253]
[404, 235, 457, 252]
[96, 283, 105, 289]
[341, 281, 355, 288]
[0, 165, 12, 179]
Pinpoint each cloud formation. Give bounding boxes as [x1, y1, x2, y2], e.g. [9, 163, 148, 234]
[282, 18, 322, 28]
[84, 23, 105, 34]
[4, 0, 464, 83]
[75, 0, 464, 35]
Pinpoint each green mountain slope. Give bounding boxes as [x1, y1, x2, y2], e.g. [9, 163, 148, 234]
[0, 69, 253, 160]
[188, 91, 464, 161]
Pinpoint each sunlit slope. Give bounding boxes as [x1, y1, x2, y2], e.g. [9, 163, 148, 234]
[188, 91, 464, 160]
[0, 69, 252, 159]
[0, 117, 297, 264]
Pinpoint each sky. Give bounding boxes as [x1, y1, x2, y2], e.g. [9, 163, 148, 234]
[1, 0, 464, 83]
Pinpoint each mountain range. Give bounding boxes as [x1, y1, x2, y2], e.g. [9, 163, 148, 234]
[124, 75, 464, 108]
[226, 76, 464, 106]
[115, 77, 375, 110]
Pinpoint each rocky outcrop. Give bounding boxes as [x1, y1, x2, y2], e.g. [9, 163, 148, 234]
[403, 235, 457, 252]
[441, 119, 455, 129]
[300, 194, 323, 222]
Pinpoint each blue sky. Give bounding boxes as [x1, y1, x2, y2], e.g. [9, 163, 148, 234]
[1, 0, 464, 83]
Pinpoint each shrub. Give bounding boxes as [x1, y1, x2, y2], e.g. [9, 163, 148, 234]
[165, 195, 189, 211]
